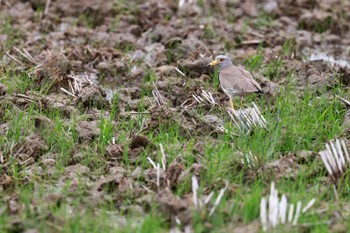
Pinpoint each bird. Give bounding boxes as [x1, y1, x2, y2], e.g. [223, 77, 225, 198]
[207, 55, 263, 110]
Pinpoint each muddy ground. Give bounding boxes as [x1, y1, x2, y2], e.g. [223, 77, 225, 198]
[1, 0, 350, 232]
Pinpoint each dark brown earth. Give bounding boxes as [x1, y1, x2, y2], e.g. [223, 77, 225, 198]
[1, 0, 350, 232]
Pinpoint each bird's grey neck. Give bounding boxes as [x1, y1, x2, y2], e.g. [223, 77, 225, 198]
[218, 62, 232, 71]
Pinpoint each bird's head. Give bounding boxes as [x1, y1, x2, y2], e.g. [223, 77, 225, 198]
[207, 55, 233, 70]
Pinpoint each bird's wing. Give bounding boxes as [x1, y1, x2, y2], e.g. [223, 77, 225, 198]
[219, 65, 262, 94]
[236, 66, 262, 92]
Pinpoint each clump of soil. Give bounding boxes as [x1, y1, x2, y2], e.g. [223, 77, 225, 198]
[1, 0, 350, 232]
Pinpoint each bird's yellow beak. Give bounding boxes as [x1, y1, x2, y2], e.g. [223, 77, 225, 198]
[208, 60, 218, 66]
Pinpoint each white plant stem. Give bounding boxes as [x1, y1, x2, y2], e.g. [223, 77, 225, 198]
[209, 187, 226, 216]
[261, 182, 315, 231]
[292, 201, 301, 225]
[260, 197, 268, 232]
[302, 199, 315, 213]
[147, 157, 157, 169]
[156, 163, 160, 187]
[60, 87, 76, 97]
[160, 143, 166, 170]
[319, 139, 350, 178]
[192, 176, 199, 209]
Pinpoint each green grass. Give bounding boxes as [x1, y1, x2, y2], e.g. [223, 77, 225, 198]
[1, 9, 350, 230]
[0, 14, 20, 53]
[1, 62, 348, 232]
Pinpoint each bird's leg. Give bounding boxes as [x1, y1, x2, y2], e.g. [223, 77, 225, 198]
[240, 97, 243, 107]
[230, 98, 234, 111]
[228, 98, 234, 127]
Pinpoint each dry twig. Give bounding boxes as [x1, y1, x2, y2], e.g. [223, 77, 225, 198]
[5, 52, 23, 66]
[152, 82, 165, 106]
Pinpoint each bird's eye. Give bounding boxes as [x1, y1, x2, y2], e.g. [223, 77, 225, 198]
[220, 58, 224, 62]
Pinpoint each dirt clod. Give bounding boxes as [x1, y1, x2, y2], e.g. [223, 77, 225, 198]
[1, 0, 350, 231]
[264, 155, 299, 179]
[34, 115, 54, 131]
[76, 120, 100, 141]
[41, 52, 70, 84]
[78, 85, 107, 108]
[130, 134, 151, 149]
[0, 84, 6, 96]
[105, 144, 125, 159]
[155, 190, 191, 224]
[14, 134, 48, 160]
[166, 161, 184, 188]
